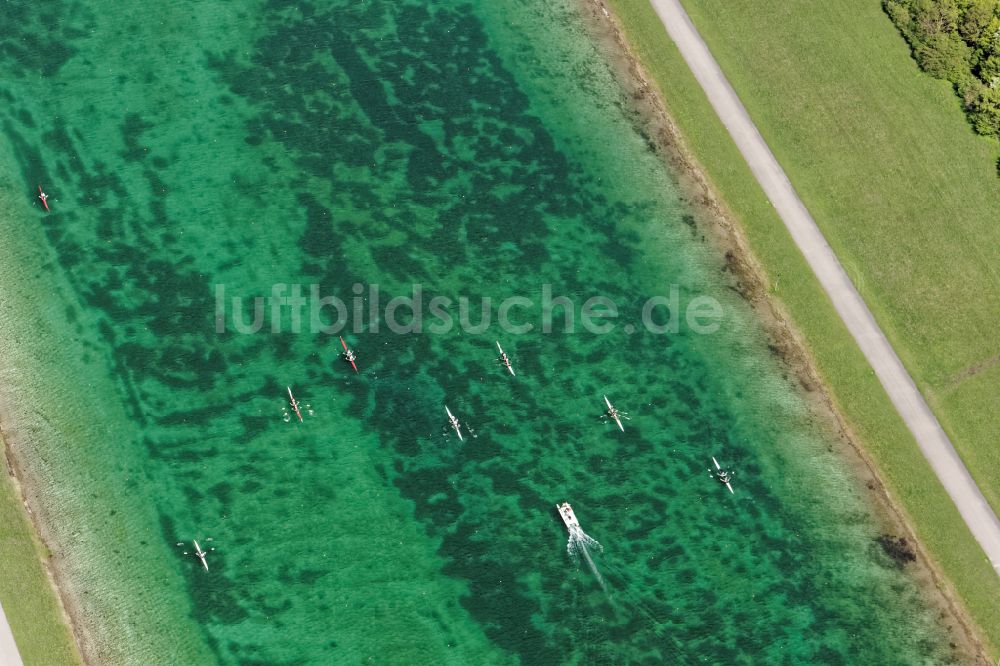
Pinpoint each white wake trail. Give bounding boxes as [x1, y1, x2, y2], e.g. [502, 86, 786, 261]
[568, 529, 607, 591]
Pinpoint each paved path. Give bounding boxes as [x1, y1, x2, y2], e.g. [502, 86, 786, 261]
[0, 602, 23, 666]
[648, 0, 1000, 572]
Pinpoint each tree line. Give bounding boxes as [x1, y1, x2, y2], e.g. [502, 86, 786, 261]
[885, 0, 1000, 140]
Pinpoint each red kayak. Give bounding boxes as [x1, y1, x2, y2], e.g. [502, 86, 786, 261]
[37, 185, 49, 212]
[340, 337, 359, 373]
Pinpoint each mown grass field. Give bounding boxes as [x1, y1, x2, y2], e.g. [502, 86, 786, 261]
[676, 0, 1000, 513]
[604, 0, 1000, 655]
[0, 461, 81, 665]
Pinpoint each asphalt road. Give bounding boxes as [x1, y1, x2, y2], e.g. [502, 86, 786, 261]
[648, 0, 1000, 572]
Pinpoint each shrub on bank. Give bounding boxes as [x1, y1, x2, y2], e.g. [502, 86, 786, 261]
[885, 0, 1000, 140]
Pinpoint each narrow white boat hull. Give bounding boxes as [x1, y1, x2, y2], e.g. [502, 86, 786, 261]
[496, 342, 515, 376]
[712, 457, 734, 494]
[446, 406, 463, 440]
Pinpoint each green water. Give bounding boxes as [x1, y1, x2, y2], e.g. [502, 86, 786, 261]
[0, 0, 963, 664]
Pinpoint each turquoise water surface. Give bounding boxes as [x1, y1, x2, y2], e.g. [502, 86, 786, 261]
[0, 0, 964, 663]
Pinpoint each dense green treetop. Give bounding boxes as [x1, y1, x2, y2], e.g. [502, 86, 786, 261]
[886, 0, 1000, 139]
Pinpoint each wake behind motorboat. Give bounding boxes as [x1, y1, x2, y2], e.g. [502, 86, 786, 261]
[556, 502, 606, 589]
[711, 456, 734, 494]
[445, 405, 464, 441]
[602, 395, 628, 432]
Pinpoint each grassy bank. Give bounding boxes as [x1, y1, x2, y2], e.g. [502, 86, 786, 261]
[0, 452, 81, 665]
[672, 0, 1000, 518]
[603, 0, 1000, 655]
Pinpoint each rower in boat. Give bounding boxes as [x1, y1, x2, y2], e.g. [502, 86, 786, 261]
[178, 538, 214, 571]
[193, 540, 210, 571]
[711, 456, 735, 494]
[601, 395, 628, 432]
[37, 185, 50, 212]
[496, 341, 515, 376]
[445, 405, 464, 441]
[287, 386, 303, 423]
[340, 336, 358, 373]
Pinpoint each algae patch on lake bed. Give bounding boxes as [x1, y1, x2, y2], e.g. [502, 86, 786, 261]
[0, 0, 965, 663]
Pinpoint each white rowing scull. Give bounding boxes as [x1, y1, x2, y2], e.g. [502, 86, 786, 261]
[496, 341, 515, 376]
[603, 395, 628, 432]
[445, 405, 464, 441]
[711, 456, 734, 494]
[287, 386, 303, 423]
